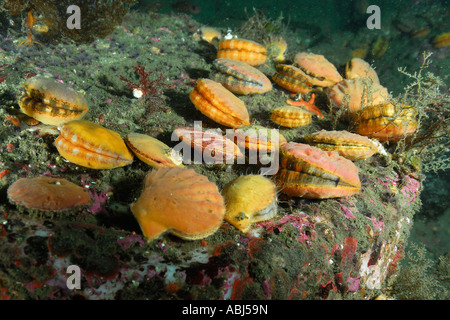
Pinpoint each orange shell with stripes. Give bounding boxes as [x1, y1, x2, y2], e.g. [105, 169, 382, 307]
[275, 142, 361, 199]
[353, 103, 417, 141]
[173, 126, 243, 162]
[272, 64, 313, 94]
[345, 57, 380, 85]
[124, 132, 183, 168]
[19, 77, 88, 126]
[190, 78, 250, 128]
[304, 130, 378, 161]
[328, 78, 389, 116]
[433, 33, 450, 48]
[55, 120, 133, 169]
[211, 58, 272, 95]
[217, 39, 267, 66]
[270, 105, 312, 128]
[231, 125, 287, 153]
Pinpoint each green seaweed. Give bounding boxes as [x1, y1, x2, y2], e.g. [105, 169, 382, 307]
[393, 52, 450, 173]
[234, 8, 287, 45]
[388, 242, 449, 300]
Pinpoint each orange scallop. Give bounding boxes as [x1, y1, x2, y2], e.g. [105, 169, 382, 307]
[173, 126, 243, 162]
[190, 78, 250, 128]
[217, 39, 267, 66]
[198, 26, 222, 44]
[270, 105, 312, 128]
[328, 78, 389, 116]
[124, 132, 183, 168]
[345, 57, 380, 85]
[211, 58, 272, 95]
[293, 52, 343, 87]
[8, 176, 91, 211]
[264, 36, 288, 63]
[275, 143, 361, 199]
[130, 167, 226, 241]
[231, 125, 287, 153]
[304, 130, 378, 161]
[55, 120, 133, 169]
[272, 64, 313, 94]
[353, 103, 417, 141]
[432, 33, 450, 48]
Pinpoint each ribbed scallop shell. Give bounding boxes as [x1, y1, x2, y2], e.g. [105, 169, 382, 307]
[231, 125, 287, 153]
[304, 130, 378, 160]
[328, 78, 389, 116]
[433, 32, 450, 48]
[217, 39, 267, 66]
[125, 132, 183, 168]
[222, 175, 277, 233]
[272, 64, 313, 94]
[8, 176, 91, 211]
[19, 77, 89, 126]
[190, 79, 250, 128]
[353, 103, 418, 141]
[198, 26, 222, 44]
[211, 58, 272, 95]
[275, 142, 361, 198]
[270, 105, 312, 128]
[293, 52, 343, 87]
[264, 36, 288, 62]
[130, 167, 225, 241]
[55, 120, 133, 169]
[173, 126, 243, 162]
[345, 57, 380, 85]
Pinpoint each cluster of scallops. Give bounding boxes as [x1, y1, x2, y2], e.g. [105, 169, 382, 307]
[7, 32, 418, 243]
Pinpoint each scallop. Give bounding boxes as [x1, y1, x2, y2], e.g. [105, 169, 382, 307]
[125, 132, 183, 168]
[222, 175, 277, 233]
[130, 167, 226, 241]
[7, 176, 91, 212]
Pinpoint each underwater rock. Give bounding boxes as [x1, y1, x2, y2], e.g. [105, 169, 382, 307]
[0, 8, 436, 301]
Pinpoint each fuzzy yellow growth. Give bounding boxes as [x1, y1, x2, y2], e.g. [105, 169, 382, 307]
[265, 36, 287, 62]
[222, 175, 277, 233]
[199, 26, 222, 44]
[432, 33, 450, 48]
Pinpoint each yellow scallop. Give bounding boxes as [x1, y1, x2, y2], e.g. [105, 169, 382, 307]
[222, 175, 277, 233]
[124, 132, 183, 168]
[55, 120, 133, 169]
